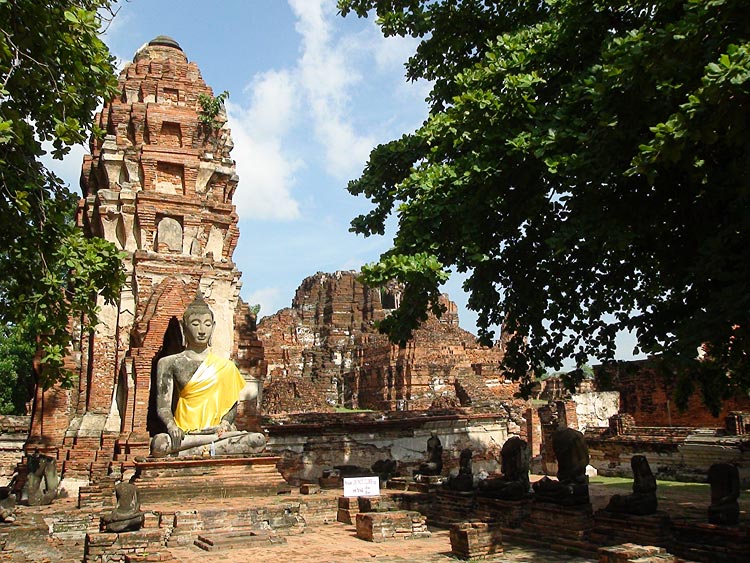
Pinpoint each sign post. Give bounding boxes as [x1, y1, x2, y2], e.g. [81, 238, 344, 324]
[343, 476, 380, 497]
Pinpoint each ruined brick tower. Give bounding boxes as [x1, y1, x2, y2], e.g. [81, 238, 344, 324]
[27, 36, 255, 480]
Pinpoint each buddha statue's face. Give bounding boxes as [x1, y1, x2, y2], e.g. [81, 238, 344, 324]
[183, 312, 214, 349]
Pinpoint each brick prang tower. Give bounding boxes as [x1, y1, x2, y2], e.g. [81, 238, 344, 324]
[27, 36, 253, 482]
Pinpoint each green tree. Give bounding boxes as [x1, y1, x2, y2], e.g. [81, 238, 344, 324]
[0, 323, 34, 414]
[0, 0, 124, 388]
[339, 0, 750, 408]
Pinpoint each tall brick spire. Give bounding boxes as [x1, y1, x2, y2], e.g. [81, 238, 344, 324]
[28, 37, 247, 478]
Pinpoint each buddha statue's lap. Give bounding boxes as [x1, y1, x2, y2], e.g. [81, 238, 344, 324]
[150, 293, 266, 458]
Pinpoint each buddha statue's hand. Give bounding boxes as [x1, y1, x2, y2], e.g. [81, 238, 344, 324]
[217, 420, 233, 437]
[167, 424, 184, 449]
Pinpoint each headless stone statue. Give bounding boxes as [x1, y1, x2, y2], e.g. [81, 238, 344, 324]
[605, 455, 658, 515]
[22, 452, 58, 506]
[371, 459, 398, 483]
[533, 427, 589, 505]
[446, 448, 474, 491]
[478, 436, 531, 500]
[414, 433, 443, 478]
[707, 462, 740, 525]
[101, 482, 144, 533]
[150, 293, 266, 457]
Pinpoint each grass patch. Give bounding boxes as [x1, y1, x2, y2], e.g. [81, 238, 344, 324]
[590, 475, 712, 497]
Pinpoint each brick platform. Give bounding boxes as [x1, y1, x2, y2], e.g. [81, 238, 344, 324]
[85, 528, 167, 563]
[427, 489, 476, 528]
[589, 510, 672, 548]
[474, 496, 533, 528]
[133, 456, 287, 504]
[503, 500, 597, 556]
[671, 519, 750, 563]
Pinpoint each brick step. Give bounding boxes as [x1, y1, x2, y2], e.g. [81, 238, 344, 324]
[66, 450, 97, 462]
[502, 527, 599, 558]
[63, 460, 92, 474]
[94, 450, 114, 461]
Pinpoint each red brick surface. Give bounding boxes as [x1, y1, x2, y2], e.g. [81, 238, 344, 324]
[258, 271, 510, 414]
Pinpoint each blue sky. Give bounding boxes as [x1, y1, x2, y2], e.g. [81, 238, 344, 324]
[46, 0, 641, 365]
[50, 1, 438, 322]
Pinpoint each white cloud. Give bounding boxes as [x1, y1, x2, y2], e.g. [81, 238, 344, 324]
[289, 0, 375, 179]
[373, 32, 416, 72]
[245, 286, 286, 319]
[241, 69, 297, 138]
[227, 69, 302, 221]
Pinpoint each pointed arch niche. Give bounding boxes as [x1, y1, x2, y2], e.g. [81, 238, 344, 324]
[119, 278, 197, 445]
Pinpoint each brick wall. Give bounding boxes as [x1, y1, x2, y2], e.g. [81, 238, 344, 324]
[596, 359, 750, 427]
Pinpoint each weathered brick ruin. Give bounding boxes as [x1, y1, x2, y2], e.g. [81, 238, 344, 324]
[25, 36, 262, 484]
[531, 360, 750, 485]
[595, 359, 750, 427]
[257, 271, 517, 414]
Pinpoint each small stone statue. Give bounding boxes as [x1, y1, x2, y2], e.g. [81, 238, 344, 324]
[0, 487, 16, 523]
[414, 433, 443, 477]
[101, 482, 145, 533]
[533, 427, 590, 505]
[605, 455, 658, 515]
[478, 436, 531, 500]
[446, 448, 474, 491]
[707, 462, 740, 525]
[150, 293, 266, 457]
[22, 452, 58, 506]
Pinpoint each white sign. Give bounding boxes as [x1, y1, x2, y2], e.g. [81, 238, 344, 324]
[343, 476, 381, 498]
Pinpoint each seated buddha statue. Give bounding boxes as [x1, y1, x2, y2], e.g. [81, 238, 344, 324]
[150, 293, 266, 457]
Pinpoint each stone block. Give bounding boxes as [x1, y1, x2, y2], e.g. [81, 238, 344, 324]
[355, 510, 429, 543]
[598, 544, 668, 563]
[337, 496, 359, 525]
[449, 521, 503, 559]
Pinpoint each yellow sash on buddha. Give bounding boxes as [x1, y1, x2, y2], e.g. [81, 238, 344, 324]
[173, 352, 246, 432]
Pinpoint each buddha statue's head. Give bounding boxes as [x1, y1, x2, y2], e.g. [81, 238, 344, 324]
[182, 292, 215, 349]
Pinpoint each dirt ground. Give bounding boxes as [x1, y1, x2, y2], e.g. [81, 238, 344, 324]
[0, 477, 745, 563]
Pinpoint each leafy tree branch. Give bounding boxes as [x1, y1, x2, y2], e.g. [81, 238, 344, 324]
[339, 0, 750, 410]
[0, 0, 125, 388]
